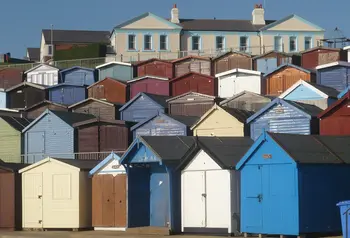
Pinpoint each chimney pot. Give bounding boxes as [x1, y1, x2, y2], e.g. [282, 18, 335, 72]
[171, 4, 179, 24]
[174, 3, 177, 8]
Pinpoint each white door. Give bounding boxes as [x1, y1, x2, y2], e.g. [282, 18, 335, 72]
[182, 171, 206, 229]
[23, 173, 43, 228]
[219, 76, 234, 98]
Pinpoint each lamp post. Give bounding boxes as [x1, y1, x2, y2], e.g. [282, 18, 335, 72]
[51, 24, 54, 59]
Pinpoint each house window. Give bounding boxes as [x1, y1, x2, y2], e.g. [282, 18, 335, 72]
[289, 36, 297, 52]
[192, 36, 200, 51]
[274, 36, 283, 51]
[160, 35, 167, 50]
[128, 35, 136, 50]
[48, 45, 53, 55]
[144, 35, 152, 50]
[216, 36, 224, 50]
[240, 36, 248, 52]
[305, 37, 312, 50]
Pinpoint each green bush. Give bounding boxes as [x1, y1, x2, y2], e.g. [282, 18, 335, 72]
[53, 43, 107, 61]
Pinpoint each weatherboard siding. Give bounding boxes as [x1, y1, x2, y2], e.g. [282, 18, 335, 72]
[120, 97, 165, 122]
[71, 101, 117, 120]
[98, 64, 133, 82]
[49, 86, 86, 105]
[0, 118, 21, 163]
[317, 66, 350, 92]
[61, 68, 96, 86]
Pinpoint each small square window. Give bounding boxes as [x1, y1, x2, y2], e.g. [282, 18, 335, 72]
[128, 35, 136, 50]
[144, 35, 152, 50]
[192, 36, 200, 51]
[240, 36, 248, 52]
[305, 37, 312, 50]
[160, 35, 167, 50]
[274, 36, 282, 51]
[290, 37, 297, 52]
[216, 36, 224, 50]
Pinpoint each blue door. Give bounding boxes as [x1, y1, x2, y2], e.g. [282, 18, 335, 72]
[257, 58, 277, 74]
[150, 172, 169, 227]
[242, 165, 263, 233]
[26, 131, 45, 163]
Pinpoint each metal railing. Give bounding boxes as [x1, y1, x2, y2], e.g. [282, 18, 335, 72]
[0, 151, 125, 164]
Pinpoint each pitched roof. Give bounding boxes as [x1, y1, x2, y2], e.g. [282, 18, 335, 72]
[128, 75, 169, 83]
[300, 46, 343, 54]
[68, 98, 117, 109]
[264, 63, 314, 78]
[166, 91, 216, 103]
[42, 29, 110, 44]
[219, 91, 274, 105]
[0, 162, 30, 172]
[73, 118, 128, 128]
[0, 116, 32, 131]
[23, 100, 68, 112]
[56, 159, 100, 170]
[252, 50, 294, 60]
[221, 107, 255, 123]
[89, 152, 124, 176]
[87, 77, 127, 89]
[215, 68, 261, 77]
[96, 61, 132, 69]
[172, 55, 211, 63]
[134, 58, 173, 66]
[318, 92, 350, 118]
[169, 72, 214, 83]
[119, 92, 169, 111]
[178, 18, 276, 32]
[212, 51, 252, 61]
[24, 63, 59, 74]
[59, 66, 95, 74]
[6, 82, 47, 92]
[51, 110, 95, 126]
[307, 82, 340, 98]
[26, 48, 40, 61]
[47, 83, 86, 89]
[316, 61, 350, 70]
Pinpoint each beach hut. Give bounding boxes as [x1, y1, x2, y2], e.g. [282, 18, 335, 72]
[23, 100, 68, 120]
[96, 61, 133, 82]
[316, 61, 350, 92]
[60, 66, 96, 86]
[25, 64, 59, 86]
[87, 78, 128, 104]
[128, 76, 170, 98]
[48, 83, 87, 105]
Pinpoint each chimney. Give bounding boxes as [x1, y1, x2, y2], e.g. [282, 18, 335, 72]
[252, 4, 265, 25]
[171, 4, 179, 24]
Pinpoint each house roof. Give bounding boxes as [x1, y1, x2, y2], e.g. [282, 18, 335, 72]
[236, 132, 350, 169]
[263, 63, 314, 78]
[42, 29, 110, 44]
[89, 152, 124, 176]
[68, 98, 117, 109]
[24, 63, 59, 74]
[0, 116, 32, 131]
[172, 55, 211, 63]
[278, 79, 339, 99]
[73, 118, 128, 128]
[96, 61, 132, 69]
[315, 61, 350, 70]
[26, 48, 40, 61]
[259, 14, 324, 31]
[87, 77, 127, 89]
[119, 92, 169, 111]
[6, 82, 47, 92]
[23, 100, 68, 112]
[169, 72, 214, 83]
[246, 98, 322, 124]
[166, 91, 216, 103]
[127, 75, 169, 83]
[215, 68, 262, 77]
[318, 92, 350, 118]
[219, 91, 274, 105]
[212, 51, 252, 61]
[134, 58, 173, 66]
[59, 66, 95, 74]
[178, 18, 276, 32]
[300, 46, 343, 54]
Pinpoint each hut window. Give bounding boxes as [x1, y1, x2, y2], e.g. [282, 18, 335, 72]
[192, 36, 201, 51]
[216, 36, 224, 50]
[128, 35, 136, 50]
[240, 36, 248, 52]
[305, 37, 312, 50]
[274, 36, 283, 52]
[160, 35, 168, 50]
[144, 35, 152, 50]
[289, 36, 297, 52]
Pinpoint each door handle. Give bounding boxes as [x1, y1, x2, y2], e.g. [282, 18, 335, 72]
[201, 193, 206, 198]
[38, 195, 42, 199]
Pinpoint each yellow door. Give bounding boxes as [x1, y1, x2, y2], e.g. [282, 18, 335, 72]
[23, 173, 43, 228]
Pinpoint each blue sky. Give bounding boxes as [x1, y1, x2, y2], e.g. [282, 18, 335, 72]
[1, 0, 349, 58]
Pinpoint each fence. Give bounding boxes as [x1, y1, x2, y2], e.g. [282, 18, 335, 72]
[0, 151, 125, 164]
[0, 44, 279, 71]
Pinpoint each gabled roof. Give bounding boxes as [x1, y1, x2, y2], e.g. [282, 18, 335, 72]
[191, 104, 253, 129]
[252, 50, 294, 60]
[22, 109, 95, 133]
[166, 91, 216, 103]
[130, 112, 198, 131]
[114, 12, 182, 30]
[87, 77, 127, 89]
[68, 97, 117, 109]
[169, 72, 214, 82]
[316, 61, 350, 70]
[26, 48, 40, 62]
[318, 91, 350, 118]
[127, 75, 169, 83]
[19, 157, 99, 173]
[172, 55, 211, 63]
[236, 132, 350, 170]
[247, 98, 322, 124]
[6, 82, 47, 92]
[119, 92, 169, 111]
[0, 67, 24, 73]
[0, 116, 32, 131]
[42, 29, 110, 44]
[264, 63, 314, 78]
[0, 162, 29, 172]
[212, 51, 252, 61]
[89, 152, 124, 176]
[178, 137, 253, 170]
[219, 91, 274, 105]
[24, 63, 59, 74]
[300, 46, 343, 54]
[215, 68, 262, 78]
[121, 136, 196, 164]
[59, 66, 95, 74]
[134, 58, 173, 66]
[96, 61, 132, 69]
[23, 100, 68, 112]
[278, 79, 339, 99]
[73, 118, 128, 128]
[47, 83, 86, 89]
[259, 14, 325, 31]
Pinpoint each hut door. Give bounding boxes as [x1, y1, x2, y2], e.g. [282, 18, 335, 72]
[242, 165, 263, 231]
[23, 173, 43, 228]
[219, 76, 234, 98]
[114, 174, 127, 227]
[0, 173, 15, 229]
[102, 175, 115, 227]
[150, 173, 169, 227]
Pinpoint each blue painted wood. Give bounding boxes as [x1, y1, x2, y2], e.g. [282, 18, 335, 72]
[49, 85, 86, 105]
[60, 67, 96, 86]
[317, 65, 350, 92]
[128, 143, 160, 163]
[98, 63, 133, 82]
[284, 84, 324, 100]
[24, 111, 75, 162]
[0, 91, 6, 108]
[257, 58, 277, 74]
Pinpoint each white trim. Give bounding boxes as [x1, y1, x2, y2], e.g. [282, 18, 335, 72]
[128, 75, 169, 83]
[68, 97, 114, 109]
[96, 61, 132, 69]
[0, 108, 19, 112]
[94, 227, 126, 231]
[19, 157, 80, 173]
[24, 63, 59, 74]
[344, 46, 350, 51]
[278, 79, 329, 99]
[316, 61, 350, 70]
[215, 68, 262, 78]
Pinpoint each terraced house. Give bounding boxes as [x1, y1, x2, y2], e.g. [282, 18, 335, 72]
[110, 4, 325, 58]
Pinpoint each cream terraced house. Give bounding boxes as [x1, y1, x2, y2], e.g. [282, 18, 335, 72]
[110, 4, 325, 58]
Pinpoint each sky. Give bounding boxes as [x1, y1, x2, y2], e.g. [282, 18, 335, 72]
[1, 0, 349, 58]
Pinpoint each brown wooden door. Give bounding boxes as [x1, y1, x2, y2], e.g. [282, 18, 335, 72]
[92, 176, 103, 227]
[114, 174, 127, 227]
[0, 173, 15, 229]
[102, 175, 115, 227]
